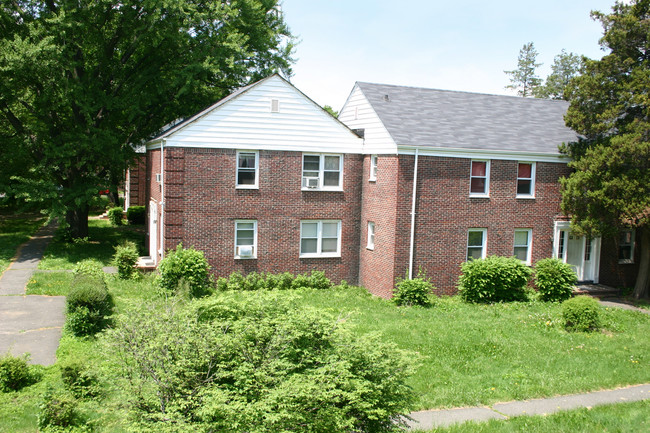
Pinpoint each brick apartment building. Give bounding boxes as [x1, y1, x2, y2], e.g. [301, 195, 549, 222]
[143, 74, 639, 297]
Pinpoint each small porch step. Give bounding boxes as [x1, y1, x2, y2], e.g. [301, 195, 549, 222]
[136, 256, 156, 270]
[573, 283, 619, 299]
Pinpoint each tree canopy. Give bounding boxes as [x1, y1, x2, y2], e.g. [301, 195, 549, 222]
[562, 0, 650, 298]
[504, 42, 542, 97]
[0, 0, 294, 236]
[534, 50, 584, 100]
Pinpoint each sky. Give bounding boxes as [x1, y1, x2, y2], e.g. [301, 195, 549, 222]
[280, 0, 622, 111]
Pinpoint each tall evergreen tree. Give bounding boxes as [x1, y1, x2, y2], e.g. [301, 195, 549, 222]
[504, 42, 543, 97]
[0, 0, 294, 237]
[534, 50, 584, 100]
[562, 0, 650, 299]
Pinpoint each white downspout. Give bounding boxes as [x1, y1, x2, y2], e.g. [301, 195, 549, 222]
[160, 138, 166, 261]
[408, 149, 419, 279]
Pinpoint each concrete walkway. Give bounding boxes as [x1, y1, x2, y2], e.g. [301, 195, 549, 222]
[406, 383, 650, 430]
[0, 220, 65, 365]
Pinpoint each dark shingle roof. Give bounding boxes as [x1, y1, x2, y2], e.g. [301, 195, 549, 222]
[357, 82, 579, 155]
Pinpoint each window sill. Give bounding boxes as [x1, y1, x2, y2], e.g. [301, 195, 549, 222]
[235, 185, 259, 190]
[516, 195, 535, 199]
[469, 194, 490, 198]
[366, 246, 374, 251]
[369, 177, 377, 182]
[301, 188, 343, 192]
[618, 259, 634, 264]
[235, 256, 257, 260]
[300, 253, 341, 259]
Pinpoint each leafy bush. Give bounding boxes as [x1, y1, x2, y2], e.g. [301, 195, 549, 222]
[113, 241, 139, 279]
[215, 270, 333, 291]
[534, 258, 577, 302]
[109, 294, 416, 432]
[37, 388, 82, 429]
[107, 206, 123, 226]
[60, 360, 100, 398]
[126, 205, 146, 225]
[158, 244, 212, 298]
[393, 271, 434, 307]
[0, 354, 37, 392]
[562, 295, 602, 332]
[66, 275, 114, 336]
[459, 255, 532, 303]
[72, 259, 105, 282]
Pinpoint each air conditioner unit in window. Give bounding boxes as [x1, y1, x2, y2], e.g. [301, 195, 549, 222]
[237, 245, 254, 257]
[302, 177, 319, 188]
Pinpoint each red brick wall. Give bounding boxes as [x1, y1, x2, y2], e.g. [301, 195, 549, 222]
[162, 148, 363, 284]
[359, 155, 399, 298]
[146, 149, 162, 261]
[390, 155, 571, 295]
[127, 154, 148, 207]
[598, 233, 641, 289]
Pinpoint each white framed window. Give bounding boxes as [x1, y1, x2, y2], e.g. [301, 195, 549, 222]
[619, 229, 635, 263]
[302, 153, 343, 191]
[369, 155, 378, 181]
[467, 228, 487, 260]
[236, 151, 259, 189]
[516, 162, 536, 198]
[367, 221, 375, 250]
[234, 220, 257, 259]
[300, 220, 341, 258]
[470, 160, 490, 197]
[270, 98, 280, 113]
[513, 229, 532, 265]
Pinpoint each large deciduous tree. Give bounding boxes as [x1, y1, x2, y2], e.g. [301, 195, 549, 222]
[504, 42, 543, 97]
[0, 0, 294, 237]
[534, 49, 584, 100]
[562, 0, 650, 299]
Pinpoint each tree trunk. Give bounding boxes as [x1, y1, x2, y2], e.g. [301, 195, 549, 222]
[66, 205, 89, 239]
[633, 227, 649, 300]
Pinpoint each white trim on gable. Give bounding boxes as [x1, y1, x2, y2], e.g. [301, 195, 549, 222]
[397, 145, 570, 164]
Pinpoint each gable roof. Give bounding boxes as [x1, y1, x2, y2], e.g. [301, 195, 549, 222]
[355, 82, 579, 156]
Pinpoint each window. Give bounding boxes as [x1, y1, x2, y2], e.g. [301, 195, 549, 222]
[369, 155, 378, 181]
[470, 160, 490, 196]
[619, 229, 635, 263]
[558, 230, 566, 259]
[236, 151, 258, 188]
[513, 229, 532, 265]
[516, 162, 535, 197]
[467, 229, 487, 260]
[235, 220, 257, 259]
[270, 98, 280, 113]
[367, 222, 375, 250]
[300, 220, 341, 257]
[302, 154, 343, 190]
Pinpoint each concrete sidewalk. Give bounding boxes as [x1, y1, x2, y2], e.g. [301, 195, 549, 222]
[406, 383, 650, 430]
[0, 220, 65, 365]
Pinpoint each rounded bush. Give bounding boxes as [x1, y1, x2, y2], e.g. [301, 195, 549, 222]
[126, 205, 146, 225]
[393, 272, 434, 306]
[534, 258, 577, 302]
[38, 389, 81, 429]
[107, 206, 124, 226]
[0, 354, 36, 392]
[459, 256, 532, 303]
[60, 360, 100, 398]
[66, 275, 113, 336]
[562, 295, 602, 332]
[158, 244, 212, 298]
[72, 259, 105, 282]
[113, 241, 139, 279]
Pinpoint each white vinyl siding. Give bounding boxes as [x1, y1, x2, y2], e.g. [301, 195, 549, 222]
[235, 220, 257, 259]
[514, 229, 532, 265]
[467, 229, 487, 260]
[300, 220, 341, 258]
[151, 75, 363, 154]
[236, 151, 259, 188]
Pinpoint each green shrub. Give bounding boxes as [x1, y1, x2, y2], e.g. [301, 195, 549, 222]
[126, 205, 146, 225]
[158, 244, 212, 298]
[265, 271, 295, 290]
[107, 206, 123, 226]
[292, 270, 332, 290]
[562, 295, 602, 332]
[216, 270, 332, 291]
[60, 361, 100, 398]
[72, 259, 105, 282]
[0, 354, 36, 392]
[109, 293, 416, 432]
[113, 241, 139, 279]
[66, 275, 114, 336]
[534, 258, 577, 302]
[459, 255, 532, 303]
[37, 388, 82, 429]
[393, 271, 434, 306]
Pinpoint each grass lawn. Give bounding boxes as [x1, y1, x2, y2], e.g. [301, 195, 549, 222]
[38, 219, 145, 270]
[414, 400, 649, 432]
[0, 211, 45, 274]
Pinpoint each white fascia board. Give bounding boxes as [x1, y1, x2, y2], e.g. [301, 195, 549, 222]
[397, 145, 571, 163]
[147, 140, 364, 154]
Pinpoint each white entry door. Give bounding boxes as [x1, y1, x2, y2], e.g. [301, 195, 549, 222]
[554, 222, 601, 283]
[149, 201, 158, 264]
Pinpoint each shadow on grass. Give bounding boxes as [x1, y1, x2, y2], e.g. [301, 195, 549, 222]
[39, 219, 145, 270]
